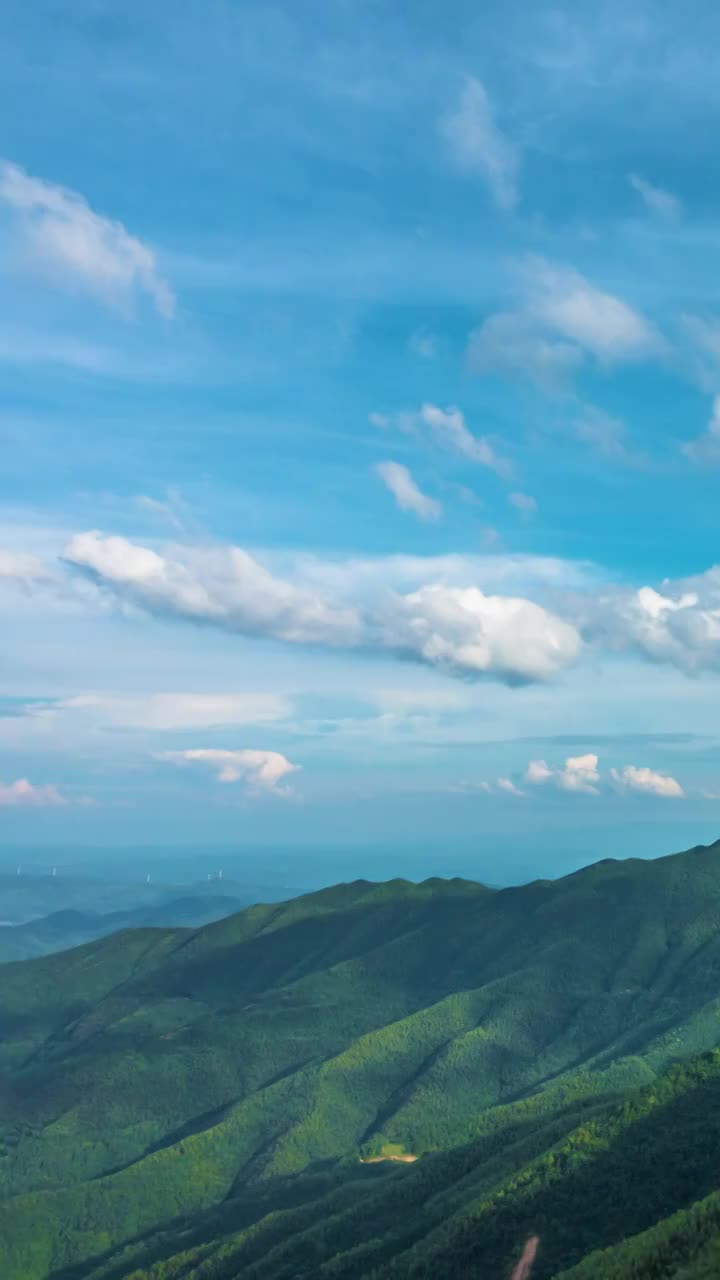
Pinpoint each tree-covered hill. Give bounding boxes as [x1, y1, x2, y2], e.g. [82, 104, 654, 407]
[0, 895, 249, 963]
[3, 841, 720, 1277]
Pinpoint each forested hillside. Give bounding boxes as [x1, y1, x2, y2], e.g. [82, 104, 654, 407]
[3, 841, 720, 1278]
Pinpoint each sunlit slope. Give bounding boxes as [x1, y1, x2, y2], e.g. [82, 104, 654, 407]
[2, 844, 720, 1277]
[84, 1048, 720, 1280]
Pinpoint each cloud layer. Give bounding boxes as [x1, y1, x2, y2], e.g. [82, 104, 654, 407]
[57, 692, 291, 731]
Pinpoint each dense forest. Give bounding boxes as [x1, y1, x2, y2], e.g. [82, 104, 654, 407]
[3, 841, 720, 1277]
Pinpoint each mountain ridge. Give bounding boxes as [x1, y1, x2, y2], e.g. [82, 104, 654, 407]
[3, 838, 720, 1277]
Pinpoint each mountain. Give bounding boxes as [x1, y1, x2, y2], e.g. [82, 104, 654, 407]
[0, 896, 249, 963]
[0, 873, 304, 962]
[3, 841, 720, 1277]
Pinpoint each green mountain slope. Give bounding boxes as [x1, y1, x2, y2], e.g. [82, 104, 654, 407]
[3, 842, 720, 1277]
[559, 1187, 720, 1279]
[81, 1048, 720, 1280]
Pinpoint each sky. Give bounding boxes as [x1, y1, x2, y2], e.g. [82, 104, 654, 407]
[2, 0, 720, 881]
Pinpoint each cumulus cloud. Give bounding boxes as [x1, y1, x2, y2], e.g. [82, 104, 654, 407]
[526, 753, 600, 793]
[525, 754, 684, 799]
[382, 584, 581, 683]
[584, 575, 720, 673]
[57, 692, 291, 731]
[683, 395, 720, 464]
[628, 174, 681, 222]
[609, 765, 684, 798]
[0, 778, 67, 807]
[496, 777, 525, 796]
[449, 777, 524, 797]
[419, 403, 511, 476]
[61, 531, 581, 686]
[161, 748, 300, 794]
[0, 161, 174, 317]
[508, 492, 537, 518]
[439, 77, 519, 209]
[376, 461, 441, 521]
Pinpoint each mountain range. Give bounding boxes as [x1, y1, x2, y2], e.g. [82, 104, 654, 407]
[3, 840, 720, 1277]
[0, 873, 303, 962]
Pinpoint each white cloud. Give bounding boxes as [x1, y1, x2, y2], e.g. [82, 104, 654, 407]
[161, 748, 300, 794]
[609, 765, 684, 798]
[450, 775, 524, 797]
[496, 777, 525, 796]
[56, 692, 291, 731]
[420, 403, 511, 476]
[468, 311, 582, 389]
[63, 531, 361, 646]
[469, 259, 659, 390]
[522, 257, 660, 363]
[369, 404, 510, 476]
[376, 461, 441, 522]
[628, 174, 681, 222]
[0, 161, 174, 317]
[683, 395, 720, 463]
[508, 492, 537, 517]
[0, 549, 47, 581]
[62, 532, 582, 686]
[526, 753, 600, 793]
[439, 77, 519, 210]
[383, 584, 581, 683]
[584, 574, 720, 674]
[462, 757, 684, 802]
[0, 778, 67, 807]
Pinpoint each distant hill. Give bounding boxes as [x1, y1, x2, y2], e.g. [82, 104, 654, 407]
[3, 842, 720, 1277]
[0, 873, 303, 961]
[0, 896, 249, 963]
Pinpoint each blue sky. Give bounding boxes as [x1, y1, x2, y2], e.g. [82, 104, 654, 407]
[2, 0, 720, 880]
